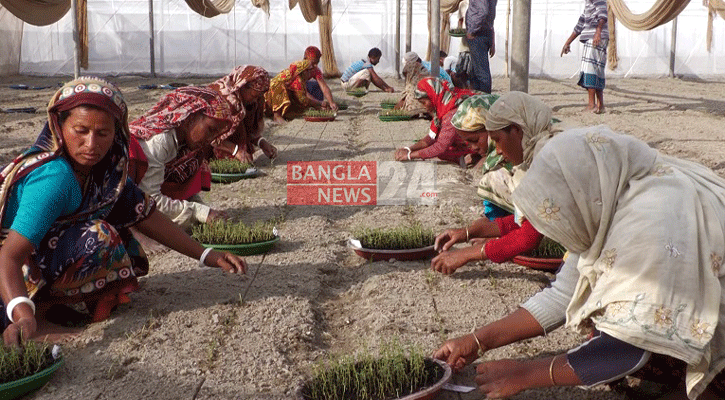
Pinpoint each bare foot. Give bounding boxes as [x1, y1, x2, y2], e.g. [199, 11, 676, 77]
[583, 105, 596, 112]
[593, 105, 605, 114]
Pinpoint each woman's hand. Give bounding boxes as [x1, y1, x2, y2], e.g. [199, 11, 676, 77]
[434, 228, 466, 252]
[394, 148, 410, 161]
[235, 149, 254, 164]
[207, 209, 229, 222]
[259, 139, 278, 159]
[204, 250, 247, 274]
[433, 333, 481, 372]
[3, 316, 36, 347]
[328, 101, 339, 111]
[431, 247, 475, 275]
[475, 359, 533, 399]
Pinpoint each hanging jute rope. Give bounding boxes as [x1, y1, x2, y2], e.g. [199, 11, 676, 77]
[706, 0, 725, 51]
[0, 0, 70, 26]
[607, 7, 619, 70]
[184, 0, 234, 18]
[318, 0, 340, 77]
[293, 0, 322, 23]
[251, 0, 270, 17]
[607, 0, 690, 31]
[426, 0, 463, 60]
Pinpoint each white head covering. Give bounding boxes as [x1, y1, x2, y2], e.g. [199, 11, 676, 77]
[513, 126, 725, 399]
[403, 51, 420, 65]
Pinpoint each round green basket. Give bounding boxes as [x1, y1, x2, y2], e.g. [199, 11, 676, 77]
[211, 167, 259, 183]
[449, 30, 466, 37]
[380, 102, 396, 109]
[0, 358, 64, 400]
[202, 236, 280, 256]
[378, 114, 412, 122]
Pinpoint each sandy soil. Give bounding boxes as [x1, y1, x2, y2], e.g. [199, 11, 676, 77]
[1, 74, 725, 400]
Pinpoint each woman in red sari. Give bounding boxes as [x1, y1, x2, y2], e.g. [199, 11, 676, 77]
[208, 65, 277, 164]
[393, 77, 478, 165]
[128, 87, 233, 228]
[265, 46, 338, 124]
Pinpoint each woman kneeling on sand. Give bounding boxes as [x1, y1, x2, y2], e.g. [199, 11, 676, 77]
[129, 86, 233, 229]
[431, 94, 546, 275]
[393, 78, 479, 166]
[435, 121, 725, 398]
[0, 77, 246, 346]
[207, 65, 278, 164]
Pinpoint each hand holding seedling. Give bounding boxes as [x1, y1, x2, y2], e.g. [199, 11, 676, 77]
[3, 316, 36, 347]
[433, 333, 481, 372]
[204, 250, 246, 274]
[207, 209, 230, 222]
[431, 246, 479, 274]
[434, 228, 467, 252]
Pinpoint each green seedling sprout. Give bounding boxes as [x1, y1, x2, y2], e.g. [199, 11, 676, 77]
[208, 159, 253, 174]
[353, 224, 435, 250]
[191, 220, 276, 245]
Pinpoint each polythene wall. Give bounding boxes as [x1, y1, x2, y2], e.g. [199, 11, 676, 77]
[9, 0, 725, 78]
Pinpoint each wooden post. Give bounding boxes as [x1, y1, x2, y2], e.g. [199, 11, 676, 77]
[395, 0, 401, 78]
[149, 0, 156, 77]
[71, 0, 80, 78]
[406, 0, 413, 53]
[510, 0, 531, 92]
[431, 0, 440, 77]
[669, 17, 677, 78]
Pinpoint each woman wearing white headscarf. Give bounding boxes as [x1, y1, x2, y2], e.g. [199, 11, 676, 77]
[475, 91, 559, 219]
[434, 125, 725, 399]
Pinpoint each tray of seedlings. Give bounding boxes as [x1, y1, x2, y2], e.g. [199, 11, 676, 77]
[378, 109, 413, 122]
[296, 341, 451, 400]
[380, 98, 398, 109]
[346, 88, 368, 98]
[304, 109, 336, 122]
[209, 159, 257, 183]
[0, 342, 63, 400]
[348, 224, 437, 262]
[512, 236, 565, 271]
[449, 28, 466, 37]
[192, 220, 279, 256]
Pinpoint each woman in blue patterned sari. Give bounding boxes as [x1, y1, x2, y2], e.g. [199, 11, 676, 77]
[0, 77, 246, 346]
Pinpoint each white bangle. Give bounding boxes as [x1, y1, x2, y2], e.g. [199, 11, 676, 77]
[256, 137, 266, 147]
[198, 247, 213, 268]
[231, 144, 239, 157]
[6, 296, 35, 323]
[404, 147, 412, 160]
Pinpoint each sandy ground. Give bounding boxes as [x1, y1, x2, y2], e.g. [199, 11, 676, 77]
[1, 74, 725, 400]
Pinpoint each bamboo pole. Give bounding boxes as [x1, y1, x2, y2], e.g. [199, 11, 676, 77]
[669, 17, 677, 77]
[71, 0, 80, 78]
[431, 0, 440, 76]
[395, 0, 401, 78]
[510, 0, 531, 92]
[406, 0, 412, 52]
[149, 0, 156, 77]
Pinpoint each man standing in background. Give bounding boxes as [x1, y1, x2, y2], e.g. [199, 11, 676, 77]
[466, 0, 497, 93]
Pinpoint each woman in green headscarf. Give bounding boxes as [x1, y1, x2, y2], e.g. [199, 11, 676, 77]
[431, 94, 545, 275]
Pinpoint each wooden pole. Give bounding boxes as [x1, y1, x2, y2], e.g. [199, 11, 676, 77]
[71, 0, 80, 78]
[149, 0, 156, 77]
[505, 0, 511, 77]
[431, 0, 440, 77]
[510, 0, 531, 92]
[406, 0, 413, 53]
[669, 17, 677, 78]
[395, 0, 401, 78]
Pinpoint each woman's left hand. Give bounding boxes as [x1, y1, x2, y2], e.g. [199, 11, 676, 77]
[431, 248, 474, 274]
[394, 148, 409, 161]
[205, 250, 247, 274]
[475, 359, 530, 399]
[259, 140, 278, 159]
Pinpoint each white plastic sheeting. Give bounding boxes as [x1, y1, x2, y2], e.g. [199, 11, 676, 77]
[1, 0, 724, 78]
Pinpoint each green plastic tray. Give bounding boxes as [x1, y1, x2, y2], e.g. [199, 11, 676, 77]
[211, 168, 259, 183]
[202, 236, 280, 256]
[380, 103, 396, 109]
[346, 91, 367, 98]
[378, 114, 412, 122]
[0, 358, 63, 400]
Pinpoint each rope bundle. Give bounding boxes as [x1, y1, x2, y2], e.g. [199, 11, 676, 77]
[607, 0, 691, 31]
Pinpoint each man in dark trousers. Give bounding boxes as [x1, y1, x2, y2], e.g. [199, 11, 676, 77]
[466, 0, 497, 93]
